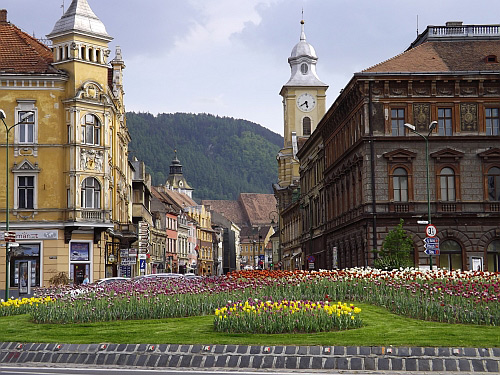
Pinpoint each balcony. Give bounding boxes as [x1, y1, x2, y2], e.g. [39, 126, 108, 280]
[66, 209, 111, 223]
[485, 202, 500, 212]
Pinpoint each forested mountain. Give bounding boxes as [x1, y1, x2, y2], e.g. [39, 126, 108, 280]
[126, 112, 283, 201]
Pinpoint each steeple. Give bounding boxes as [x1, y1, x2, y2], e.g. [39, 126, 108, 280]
[165, 151, 194, 198]
[47, 0, 112, 41]
[284, 19, 327, 88]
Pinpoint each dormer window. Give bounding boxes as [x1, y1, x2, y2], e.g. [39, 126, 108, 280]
[300, 63, 308, 74]
[485, 55, 498, 63]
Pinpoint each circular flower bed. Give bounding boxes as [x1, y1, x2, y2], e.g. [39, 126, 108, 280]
[214, 298, 362, 333]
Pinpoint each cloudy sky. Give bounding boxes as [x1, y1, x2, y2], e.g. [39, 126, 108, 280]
[4, 0, 500, 135]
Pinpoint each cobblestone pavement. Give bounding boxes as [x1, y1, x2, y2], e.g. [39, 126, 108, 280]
[1, 342, 499, 373]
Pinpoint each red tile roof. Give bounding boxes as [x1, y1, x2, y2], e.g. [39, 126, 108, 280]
[363, 41, 500, 73]
[203, 193, 277, 228]
[0, 17, 58, 74]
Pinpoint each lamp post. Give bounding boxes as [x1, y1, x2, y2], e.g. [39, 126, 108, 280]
[252, 240, 256, 269]
[1, 109, 35, 300]
[404, 121, 437, 270]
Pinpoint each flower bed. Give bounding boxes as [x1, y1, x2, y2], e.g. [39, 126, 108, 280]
[214, 299, 362, 333]
[4, 268, 496, 326]
[0, 296, 54, 317]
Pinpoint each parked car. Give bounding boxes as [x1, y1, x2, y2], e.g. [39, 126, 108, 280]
[133, 273, 184, 282]
[183, 273, 202, 280]
[94, 277, 130, 285]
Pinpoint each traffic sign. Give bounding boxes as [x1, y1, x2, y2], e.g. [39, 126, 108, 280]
[424, 248, 440, 255]
[424, 235, 439, 255]
[424, 237, 439, 244]
[308, 255, 315, 263]
[426, 224, 437, 237]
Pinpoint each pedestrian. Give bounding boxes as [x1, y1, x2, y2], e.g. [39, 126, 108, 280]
[83, 274, 89, 285]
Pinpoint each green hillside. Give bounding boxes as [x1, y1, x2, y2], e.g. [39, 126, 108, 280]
[126, 112, 283, 201]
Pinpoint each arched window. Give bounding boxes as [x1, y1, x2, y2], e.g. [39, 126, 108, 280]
[303, 117, 311, 136]
[439, 167, 456, 201]
[81, 177, 101, 209]
[439, 239, 462, 270]
[393, 167, 408, 202]
[487, 239, 500, 272]
[487, 166, 500, 201]
[81, 114, 101, 145]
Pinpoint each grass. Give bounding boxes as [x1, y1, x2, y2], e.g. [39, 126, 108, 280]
[1, 303, 499, 347]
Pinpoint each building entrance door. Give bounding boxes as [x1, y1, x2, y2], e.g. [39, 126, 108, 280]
[72, 264, 88, 285]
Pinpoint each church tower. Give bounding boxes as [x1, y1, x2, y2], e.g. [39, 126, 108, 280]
[277, 19, 328, 190]
[165, 151, 194, 198]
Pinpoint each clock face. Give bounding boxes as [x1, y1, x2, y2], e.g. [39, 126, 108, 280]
[297, 93, 316, 112]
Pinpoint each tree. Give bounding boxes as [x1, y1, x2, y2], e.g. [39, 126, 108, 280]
[374, 219, 414, 270]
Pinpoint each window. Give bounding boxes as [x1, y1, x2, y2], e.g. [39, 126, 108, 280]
[81, 114, 101, 145]
[9, 243, 40, 288]
[439, 167, 456, 201]
[300, 63, 308, 74]
[17, 111, 35, 144]
[438, 108, 453, 136]
[18, 176, 34, 209]
[487, 239, 500, 272]
[303, 117, 311, 136]
[439, 240, 463, 270]
[487, 166, 500, 201]
[391, 108, 405, 136]
[393, 167, 408, 202]
[81, 177, 101, 209]
[485, 108, 499, 135]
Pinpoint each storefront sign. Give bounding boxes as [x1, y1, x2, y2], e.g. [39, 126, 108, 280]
[128, 248, 138, 257]
[120, 249, 129, 258]
[0, 230, 58, 241]
[121, 257, 136, 266]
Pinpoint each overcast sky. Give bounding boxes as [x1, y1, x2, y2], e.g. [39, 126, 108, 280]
[3, 0, 500, 135]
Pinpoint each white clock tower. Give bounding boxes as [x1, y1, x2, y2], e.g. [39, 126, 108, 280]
[277, 19, 328, 188]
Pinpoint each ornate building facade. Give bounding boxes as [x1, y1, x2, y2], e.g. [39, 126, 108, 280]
[297, 22, 500, 271]
[0, 0, 133, 296]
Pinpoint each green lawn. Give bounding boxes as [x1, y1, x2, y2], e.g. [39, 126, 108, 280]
[1, 303, 499, 347]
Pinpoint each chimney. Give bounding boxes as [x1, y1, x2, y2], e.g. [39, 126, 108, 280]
[0, 9, 7, 24]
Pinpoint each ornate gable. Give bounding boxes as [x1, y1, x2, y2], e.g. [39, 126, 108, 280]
[430, 148, 465, 161]
[478, 148, 500, 162]
[383, 149, 417, 162]
[12, 159, 40, 173]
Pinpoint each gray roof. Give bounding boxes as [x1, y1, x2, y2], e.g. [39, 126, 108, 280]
[47, 0, 112, 41]
[283, 20, 327, 88]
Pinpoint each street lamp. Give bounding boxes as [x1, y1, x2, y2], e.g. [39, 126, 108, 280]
[1, 109, 34, 300]
[404, 120, 437, 270]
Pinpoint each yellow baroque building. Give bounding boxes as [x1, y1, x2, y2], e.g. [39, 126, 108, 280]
[0, 0, 132, 297]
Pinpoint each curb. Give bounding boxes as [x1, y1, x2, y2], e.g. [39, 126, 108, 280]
[1, 342, 499, 372]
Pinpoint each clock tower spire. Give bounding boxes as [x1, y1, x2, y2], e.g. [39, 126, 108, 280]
[277, 18, 328, 189]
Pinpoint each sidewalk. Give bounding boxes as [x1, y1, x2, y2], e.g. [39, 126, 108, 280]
[1, 342, 499, 372]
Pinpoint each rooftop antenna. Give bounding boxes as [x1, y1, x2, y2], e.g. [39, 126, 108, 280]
[416, 14, 419, 36]
[61, 0, 65, 15]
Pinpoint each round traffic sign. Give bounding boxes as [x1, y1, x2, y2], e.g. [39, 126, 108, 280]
[426, 224, 437, 237]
